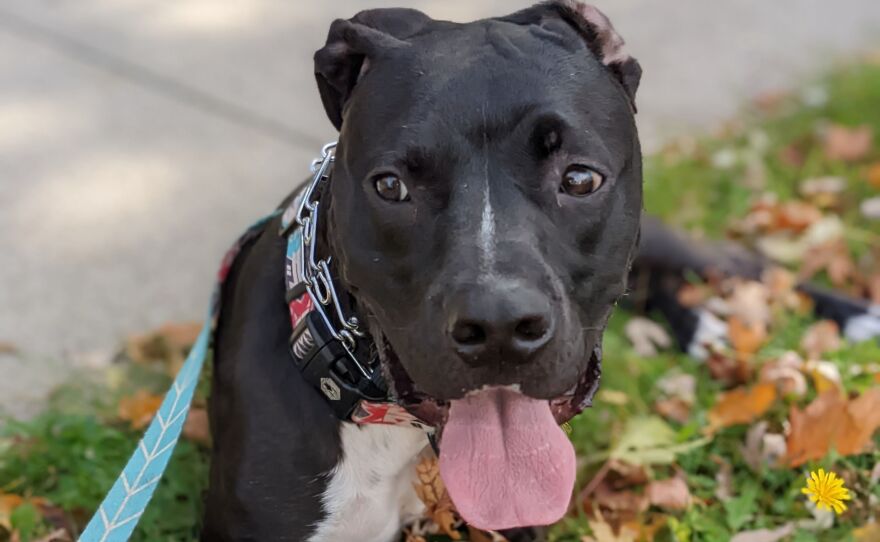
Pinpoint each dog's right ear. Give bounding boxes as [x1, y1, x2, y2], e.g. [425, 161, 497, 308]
[315, 9, 431, 131]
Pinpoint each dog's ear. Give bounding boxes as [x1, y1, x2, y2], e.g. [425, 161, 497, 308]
[502, 1, 641, 111]
[315, 9, 431, 130]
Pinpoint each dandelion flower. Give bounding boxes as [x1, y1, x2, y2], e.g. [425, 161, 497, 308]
[801, 468, 851, 514]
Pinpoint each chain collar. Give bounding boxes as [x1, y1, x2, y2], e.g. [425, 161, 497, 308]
[279, 142, 430, 429]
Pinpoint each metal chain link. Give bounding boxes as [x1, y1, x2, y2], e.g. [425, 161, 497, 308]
[295, 142, 370, 377]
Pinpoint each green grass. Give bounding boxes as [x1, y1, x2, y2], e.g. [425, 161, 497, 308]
[2, 61, 879, 542]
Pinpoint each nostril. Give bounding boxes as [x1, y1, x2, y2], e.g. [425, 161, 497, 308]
[514, 316, 550, 342]
[451, 320, 487, 346]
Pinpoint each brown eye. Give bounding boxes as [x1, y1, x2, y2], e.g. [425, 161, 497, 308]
[374, 174, 409, 202]
[561, 166, 604, 197]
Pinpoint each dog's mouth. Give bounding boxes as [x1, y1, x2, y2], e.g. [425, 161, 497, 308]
[379, 334, 603, 429]
[377, 335, 601, 530]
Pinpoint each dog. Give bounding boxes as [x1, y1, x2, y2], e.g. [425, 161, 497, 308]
[202, 3, 880, 541]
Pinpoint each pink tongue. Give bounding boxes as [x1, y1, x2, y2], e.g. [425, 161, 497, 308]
[439, 388, 576, 531]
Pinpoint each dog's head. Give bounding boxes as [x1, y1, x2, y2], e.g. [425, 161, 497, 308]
[314, 1, 642, 529]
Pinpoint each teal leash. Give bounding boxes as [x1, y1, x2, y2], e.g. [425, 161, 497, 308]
[78, 211, 280, 542]
[78, 319, 211, 542]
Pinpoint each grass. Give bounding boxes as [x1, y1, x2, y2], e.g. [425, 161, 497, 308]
[2, 60, 879, 541]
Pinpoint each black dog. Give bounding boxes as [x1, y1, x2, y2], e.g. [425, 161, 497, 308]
[202, 3, 880, 541]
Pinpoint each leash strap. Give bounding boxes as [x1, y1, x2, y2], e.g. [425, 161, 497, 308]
[79, 319, 210, 542]
[79, 212, 278, 542]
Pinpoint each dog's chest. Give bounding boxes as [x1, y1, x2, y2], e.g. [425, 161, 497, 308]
[308, 423, 429, 542]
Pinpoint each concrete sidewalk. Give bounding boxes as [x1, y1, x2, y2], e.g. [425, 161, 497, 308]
[1, 0, 879, 417]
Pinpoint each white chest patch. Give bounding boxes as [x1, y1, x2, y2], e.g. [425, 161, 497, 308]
[307, 423, 429, 542]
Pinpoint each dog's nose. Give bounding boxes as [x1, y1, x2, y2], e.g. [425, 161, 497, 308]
[446, 284, 555, 367]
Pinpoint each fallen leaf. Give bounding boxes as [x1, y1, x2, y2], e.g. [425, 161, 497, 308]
[730, 523, 794, 542]
[711, 455, 734, 501]
[823, 124, 873, 162]
[0, 342, 17, 355]
[413, 455, 460, 540]
[707, 350, 753, 387]
[854, 522, 880, 542]
[805, 360, 842, 394]
[624, 317, 672, 357]
[183, 407, 211, 445]
[0, 493, 24, 531]
[759, 351, 807, 397]
[707, 383, 777, 433]
[645, 477, 690, 510]
[654, 398, 691, 424]
[125, 321, 202, 374]
[728, 316, 767, 357]
[799, 176, 846, 208]
[611, 416, 709, 466]
[656, 373, 696, 404]
[32, 529, 72, 542]
[582, 516, 639, 542]
[868, 163, 880, 188]
[800, 239, 859, 288]
[598, 389, 630, 406]
[726, 281, 771, 326]
[743, 425, 786, 471]
[117, 390, 163, 430]
[862, 197, 880, 221]
[786, 389, 880, 466]
[800, 320, 841, 359]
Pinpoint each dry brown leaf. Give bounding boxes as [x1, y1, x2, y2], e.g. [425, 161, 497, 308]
[125, 321, 202, 374]
[868, 163, 880, 189]
[772, 201, 824, 233]
[741, 421, 787, 471]
[711, 455, 734, 501]
[786, 389, 880, 467]
[706, 350, 753, 387]
[183, 407, 211, 445]
[728, 316, 767, 357]
[800, 320, 841, 359]
[823, 124, 873, 162]
[726, 282, 771, 326]
[730, 523, 794, 542]
[32, 529, 72, 542]
[854, 522, 880, 542]
[0, 493, 24, 530]
[466, 527, 508, 542]
[413, 456, 460, 540]
[582, 517, 639, 542]
[799, 176, 846, 208]
[707, 382, 777, 433]
[624, 318, 672, 357]
[117, 390, 163, 430]
[654, 398, 691, 424]
[645, 478, 690, 510]
[799, 239, 859, 289]
[759, 351, 807, 397]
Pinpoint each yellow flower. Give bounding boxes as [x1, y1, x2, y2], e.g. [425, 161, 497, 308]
[801, 468, 851, 514]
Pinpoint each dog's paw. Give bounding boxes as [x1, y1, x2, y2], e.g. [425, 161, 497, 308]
[843, 306, 880, 343]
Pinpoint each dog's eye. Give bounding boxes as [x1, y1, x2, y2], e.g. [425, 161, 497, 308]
[374, 174, 409, 202]
[560, 166, 604, 197]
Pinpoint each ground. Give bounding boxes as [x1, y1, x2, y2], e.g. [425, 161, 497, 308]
[2, 57, 880, 541]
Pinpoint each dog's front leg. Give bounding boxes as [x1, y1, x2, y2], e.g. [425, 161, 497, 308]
[202, 224, 344, 541]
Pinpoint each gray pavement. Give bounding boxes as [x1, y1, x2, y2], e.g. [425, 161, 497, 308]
[1, 0, 880, 417]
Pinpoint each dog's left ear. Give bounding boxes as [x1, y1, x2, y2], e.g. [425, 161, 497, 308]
[502, 1, 641, 112]
[315, 9, 431, 130]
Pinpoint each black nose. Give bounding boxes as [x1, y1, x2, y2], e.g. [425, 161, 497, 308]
[446, 283, 555, 367]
